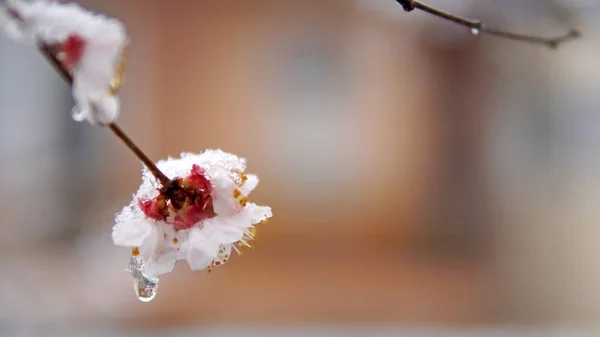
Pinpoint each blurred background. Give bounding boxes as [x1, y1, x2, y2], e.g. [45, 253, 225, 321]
[1, 0, 600, 335]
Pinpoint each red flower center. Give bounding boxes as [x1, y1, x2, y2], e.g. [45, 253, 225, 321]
[138, 165, 217, 230]
[60, 34, 86, 69]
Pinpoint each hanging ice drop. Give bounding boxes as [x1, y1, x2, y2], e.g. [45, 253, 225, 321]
[127, 255, 159, 302]
[71, 104, 86, 122]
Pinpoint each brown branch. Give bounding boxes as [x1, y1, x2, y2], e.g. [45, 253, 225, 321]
[395, 0, 580, 49]
[38, 43, 174, 188]
[107, 123, 173, 187]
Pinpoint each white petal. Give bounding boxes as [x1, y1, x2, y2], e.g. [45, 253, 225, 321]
[137, 224, 161, 260]
[203, 216, 246, 244]
[210, 226, 245, 244]
[136, 225, 180, 277]
[113, 149, 272, 277]
[111, 219, 154, 247]
[209, 167, 242, 216]
[202, 204, 267, 244]
[213, 244, 232, 265]
[173, 230, 190, 260]
[72, 88, 120, 125]
[144, 250, 178, 277]
[186, 228, 219, 271]
[240, 174, 259, 195]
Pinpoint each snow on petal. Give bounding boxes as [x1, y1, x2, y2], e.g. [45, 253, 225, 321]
[112, 218, 154, 247]
[245, 202, 273, 224]
[113, 149, 272, 286]
[1, 0, 127, 125]
[153, 150, 247, 183]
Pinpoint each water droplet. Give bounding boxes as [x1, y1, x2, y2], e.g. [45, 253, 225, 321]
[133, 272, 158, 302]
[470, 28, 480, 36]
[71, 105, 86, 122]
[128, 255, 159, 302]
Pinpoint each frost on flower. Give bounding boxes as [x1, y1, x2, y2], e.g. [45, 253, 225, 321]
[112, 150, 272, 284]
[0, 0, 128, 125]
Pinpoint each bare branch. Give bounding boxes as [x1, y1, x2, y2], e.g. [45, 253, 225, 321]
[395, 0, 580, 49]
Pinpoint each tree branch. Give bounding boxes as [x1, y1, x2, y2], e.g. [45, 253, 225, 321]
[395, 0, 580, 49]
[38, 43, 174, 188]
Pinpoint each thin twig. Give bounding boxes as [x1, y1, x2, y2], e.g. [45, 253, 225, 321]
[38, 43, 173, 187]
[395, 0, 580, 49]
[108, 123, 172, 187]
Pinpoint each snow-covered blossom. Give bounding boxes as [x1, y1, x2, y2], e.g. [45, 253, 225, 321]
[112, 150, 272, 280]
[1, 0, 128, 125]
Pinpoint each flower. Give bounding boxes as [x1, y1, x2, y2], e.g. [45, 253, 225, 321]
[112, 150, 272, 279]
[1, 0, 128, 125]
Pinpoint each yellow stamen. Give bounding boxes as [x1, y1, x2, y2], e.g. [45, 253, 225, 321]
[232, 244, 243, 256]
[132, 247, 139, 256]
[109, 41, 129, 95]
[239, 240, 253, 249]
[243, 230, 255, 242]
